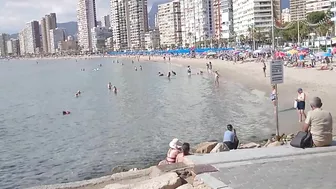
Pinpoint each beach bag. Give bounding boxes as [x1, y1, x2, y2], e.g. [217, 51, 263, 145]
[293, 101, 297, 108]
[290, 131, 313, 148]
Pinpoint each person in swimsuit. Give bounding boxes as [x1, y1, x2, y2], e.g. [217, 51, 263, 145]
[140, 65, 142, 70]
[262, 60, 266, 77]
[187, 66, 191, 76]
[214, 71, 220, 86]
[108, 82, 112, 90]
[296, 88, 306, 122]
[113, 86, 117, 94]
[167, 72, 171, 79]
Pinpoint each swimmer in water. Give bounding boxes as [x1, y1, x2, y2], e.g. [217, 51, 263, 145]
[140, 65, 142, 70]
[134, 66, 137, 71]
[187, 66, 191, 76]
[108, 82, 112, 90]
[158, 72, 164, 76]
[167, 72, 171, 79]
[172, 71, 176, 75]
[132, 60, 134, 64]
[113, 86, 117, 94]
[62, 111, 71, 115]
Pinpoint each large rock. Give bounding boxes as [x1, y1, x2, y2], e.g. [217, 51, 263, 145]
[194, 142, 218, 153]
[104, 172, 182, 189]
[239, 142, 261, 149]
[210, 143, 229, 153]
[177, 183, 194, 189]
[267, 141, 284, 147]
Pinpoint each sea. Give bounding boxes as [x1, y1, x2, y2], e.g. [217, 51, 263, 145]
[0, 58, 274, 189]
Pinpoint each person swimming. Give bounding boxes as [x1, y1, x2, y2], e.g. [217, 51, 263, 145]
[135, 66, 137, 71]
[108, 82, 112, 90]
[140, 65, 142, 70]
[172, 71, 176, 75]
[158, 72, 164, 76]
[62, 111, 71, 115]
[113, 86, 117, 94]
[75, 90, 81, 97]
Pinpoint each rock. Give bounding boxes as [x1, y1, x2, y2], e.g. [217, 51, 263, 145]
[112, 165, 129, 173]
[194, 142, 218, 153]
[267, 141, 284, 147]
[210, 143, 230, 153]
[177, 183, 194, 189]
[104, 172, 182, 189]
[239, 142, 261, 149]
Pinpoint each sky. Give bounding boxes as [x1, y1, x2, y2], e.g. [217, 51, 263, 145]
[0, 0, 165, 34]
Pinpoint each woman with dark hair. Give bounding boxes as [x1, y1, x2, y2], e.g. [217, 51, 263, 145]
[176, 143, 191, 163]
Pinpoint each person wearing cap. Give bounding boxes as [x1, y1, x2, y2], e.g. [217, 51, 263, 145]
[303, 97, 333, 147]
[223, 124, 239, 150]
[296, 88, 306, 122]
[158, 138, 182, 165]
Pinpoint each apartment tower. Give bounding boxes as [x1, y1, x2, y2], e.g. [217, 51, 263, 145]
[290, 0, 305, 21]
[40, 13, 57, 53]
[213, 0, 234, 40]
[157, 0, 182, 47]
[77, 0, 97, 52]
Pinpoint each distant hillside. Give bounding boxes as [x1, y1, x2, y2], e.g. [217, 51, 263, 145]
[10, 21, 78, 39]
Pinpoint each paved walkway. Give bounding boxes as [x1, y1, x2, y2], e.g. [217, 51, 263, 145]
[185, 143, 336, 189]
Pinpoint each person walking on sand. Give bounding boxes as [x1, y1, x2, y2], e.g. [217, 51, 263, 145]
[214, 71, 220, 86]
[262, 60, 266, 77]
[296, 88, 307, 122]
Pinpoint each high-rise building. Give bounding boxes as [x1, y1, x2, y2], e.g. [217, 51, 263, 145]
[41, 13, 58, 53]
[144, 29, 160, 50]
[110, 0, 130, 50]
[91, 26, 113, 52]
[213, 0, 234, 40]
[157, 0, 182, 48]
[77, 0, 97, 52]
[180, 0, 214, 47]
[19, 30, 26, 56]
[290, 0, 306, 21]
[306, 0, 330, 14]
[50, 28, 66, 53]
[282, 8, 291, 23]
[6, 39, 20, 56]
[22, 21, 41, 54]
[331, 0, 336, 36]
[127, 0, 149, 50]
[102, 15, 111, 28]
[0, 33, 10, 57]
[233, 0, 281, 37]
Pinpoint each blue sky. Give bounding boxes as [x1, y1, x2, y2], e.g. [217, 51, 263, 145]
[0, 0, 288, 34]
[0, 0, 167, 34]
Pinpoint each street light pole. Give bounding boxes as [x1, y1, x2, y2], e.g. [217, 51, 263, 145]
[271, 0, 275, 50]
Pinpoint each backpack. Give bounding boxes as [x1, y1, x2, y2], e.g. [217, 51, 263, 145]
[290, 131, 313, 148]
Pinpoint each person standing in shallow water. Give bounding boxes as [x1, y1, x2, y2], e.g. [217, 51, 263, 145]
[187, 66, 191, 76]
[262, 60, 266, 77]
[214, 71, 220, 86]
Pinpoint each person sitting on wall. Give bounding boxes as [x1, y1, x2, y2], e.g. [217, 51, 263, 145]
[158, 138, 182, 165]
[223, 124, 239, 150]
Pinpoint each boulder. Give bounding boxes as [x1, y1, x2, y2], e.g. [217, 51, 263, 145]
[239, 142, 261, 149]
[105, 172, 183, 189]
[194, 142, 218, 153]
[267, 141, 284, 147]
[177, 183, 194, 189]
[210, 143, 230, 153]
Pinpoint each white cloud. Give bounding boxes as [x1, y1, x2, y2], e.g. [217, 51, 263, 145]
[0, 0, 163, 34]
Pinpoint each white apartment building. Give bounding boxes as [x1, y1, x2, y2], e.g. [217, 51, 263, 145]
[50, 28, 66, 53]
[180, 0, 214, 47]
[306, 0, 330, 14]
[77, 0, 97, 52]
[24, 21, 40, 54]
[233, 0, 280, 37]
[0, 33, 9, 56]
[19, 31, 26, 56]
[127, 0, 149, 50]
[290, 0, 305, 21]
[6, 39, 20, 56]
[282, 8, 291, 23]
[110, 0, 130, 50]
[6, 40, 13, 55]
[157, 0, 182, 47]
[144, 29, 160, 50]
[91, 27, 113, 52]
[213, 0, 234, 40]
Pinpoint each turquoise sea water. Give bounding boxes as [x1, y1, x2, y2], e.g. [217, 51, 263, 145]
[0, 58, 274, 188]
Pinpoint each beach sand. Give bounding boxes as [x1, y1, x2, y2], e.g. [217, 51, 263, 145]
[119, 55, 336, 136]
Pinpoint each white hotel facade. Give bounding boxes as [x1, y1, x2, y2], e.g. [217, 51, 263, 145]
[180, 0, 214, 47]
[233, 0, 280, 37]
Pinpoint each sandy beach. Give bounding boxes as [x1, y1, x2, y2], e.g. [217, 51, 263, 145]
[118, 55, 336, 136]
